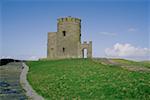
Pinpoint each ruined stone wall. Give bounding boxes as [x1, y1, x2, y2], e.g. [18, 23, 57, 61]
[47, 32, 57, 59]
[80, 41, 92, 58]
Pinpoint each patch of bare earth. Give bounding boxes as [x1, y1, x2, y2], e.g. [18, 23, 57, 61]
[93, 58, 150, 72]
[119, 65, 150, 72]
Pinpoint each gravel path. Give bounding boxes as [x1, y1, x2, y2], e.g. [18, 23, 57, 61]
[20, 63, 44, 100]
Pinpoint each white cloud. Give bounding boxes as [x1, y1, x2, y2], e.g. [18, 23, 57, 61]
[27, 56, 39, 60]
[128, 28, 137, 32]
[0, 55, 42, 60]
[0, 56, 12, 59]
[105, 43, 150, 60]
[99, 32, 116, 36]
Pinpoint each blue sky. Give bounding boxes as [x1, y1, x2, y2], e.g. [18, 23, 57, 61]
[0, 0, 149, 60]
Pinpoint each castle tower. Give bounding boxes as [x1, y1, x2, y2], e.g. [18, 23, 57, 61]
[47, 16, 92, 59]
[56, 17, 81, 58]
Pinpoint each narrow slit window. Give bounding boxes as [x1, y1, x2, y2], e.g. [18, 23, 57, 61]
[62, 31, 66, 36]
[63, 47, 65, 52]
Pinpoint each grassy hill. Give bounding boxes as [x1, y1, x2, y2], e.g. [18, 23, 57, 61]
[26, 59, 150, 99]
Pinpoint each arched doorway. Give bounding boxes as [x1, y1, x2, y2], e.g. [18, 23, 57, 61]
[82, 48, 87, 58]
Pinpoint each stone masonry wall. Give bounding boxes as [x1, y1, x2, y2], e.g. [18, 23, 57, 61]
[47, 17, 92, 59]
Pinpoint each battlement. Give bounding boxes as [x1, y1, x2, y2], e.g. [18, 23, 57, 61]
[89, 41, 92, 44]
[83, 41, 92, 44]
[83, 41, 87, 44]
[58, 16, 81, 23]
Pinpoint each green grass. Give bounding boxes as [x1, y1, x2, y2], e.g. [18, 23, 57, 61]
[26, 59, 150, 100]
[140, 61, 150, 68]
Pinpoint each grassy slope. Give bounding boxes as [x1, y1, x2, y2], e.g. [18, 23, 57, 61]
[140, 61, 150, 68]
[111, 59, 150, 68]
[27, 59, 150, 99]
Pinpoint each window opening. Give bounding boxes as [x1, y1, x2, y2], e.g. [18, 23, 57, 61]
[62, 31, 66, 36]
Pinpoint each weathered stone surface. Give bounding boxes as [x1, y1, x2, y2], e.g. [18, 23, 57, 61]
[47, 16, 92, 59]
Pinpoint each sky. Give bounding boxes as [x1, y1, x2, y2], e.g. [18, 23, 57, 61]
[0, 0, 149, 60]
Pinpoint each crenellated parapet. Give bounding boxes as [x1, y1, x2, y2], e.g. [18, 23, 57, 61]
[83, 41, 92, 44]
[57, 16, 81, 23]
[89, 41, 92, 44]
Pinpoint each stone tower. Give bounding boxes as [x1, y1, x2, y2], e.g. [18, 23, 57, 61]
[47, 16, 92, 59]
